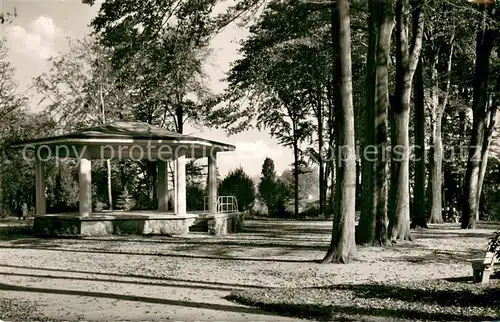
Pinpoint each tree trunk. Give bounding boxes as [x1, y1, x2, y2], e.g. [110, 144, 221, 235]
[329, 146, 335, 213]
[120, 161, 127, 192]
[390, 105, 412, 240]
[317, 94, 325, 217]
[293, 139, 300, 217]
[99, 85, 113, 211]
[389, 0, 424, 241]
[106, 159, 113, 210]
[152, 161, 157, 206]
[428, 114, 444, 223]
[427, 31, 454, 224]
[323, 0, 357, 264]
[326, 71, 336, 216]
[176, 105, 184, 134]
[476, 104, 497, 220]
[0, 170, 3, 215]
[412, 57, 427, 228]
[358, 0, 393, 245]
[462, 5, 496, 229]
[359, 0, 378, 244]
[427, 57, 443, 224]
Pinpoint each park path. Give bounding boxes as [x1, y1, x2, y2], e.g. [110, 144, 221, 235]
[0, 262, 307, 321]
[0, 220, 496, 321]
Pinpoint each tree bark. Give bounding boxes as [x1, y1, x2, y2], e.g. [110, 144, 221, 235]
[359, 32, 375, 239]
[293, 137, 300, 217]
[389, 0, 424, 241]
[317, 92, 325, 217]
[99, 85, 113, 210]
[412, 57, 427, 228]
[359, 0, 393, 245]
[427, 31, 453, 224]
[106, 159, 113, 210]
[462, 4, 496, 229]
[323, 0, 357, 264]
[476, 104, 497, 220]
[0, 171, 3, 215]
[428, 113, 444, 223]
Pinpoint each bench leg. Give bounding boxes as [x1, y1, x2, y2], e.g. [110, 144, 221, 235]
[481, 269, 492, 284]
[473, 268, 482, 283]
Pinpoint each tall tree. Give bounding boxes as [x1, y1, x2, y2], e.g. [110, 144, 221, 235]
[476, 99, 498, 218]
[34, 37, 124, 129]
[0, 38, 28, 216]
[83, 0, 218, 133]
[358, 0, 394, 245]
[0, 9, 16, 24]
[258, 157, 279, 215]
[388, 0, 424, 241]
[217, 1, 332, 217]
[280, 164, 320, 203]
[412, 55, 427, 228]
[218, 167, 256, 211]
[425, 18, 456, 224]
[323, 0, 357, 264]
[34, 36, 122, 210]
[0, 39, 26, 127]
[462, 1, 498, 229]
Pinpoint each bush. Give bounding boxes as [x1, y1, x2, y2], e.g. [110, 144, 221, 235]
[187, 184, 204, 211]
[0, 223, 33, 238]
[116, 188, 135, 211]
[218, 167, 256, 211]
[488, 230, 500, 259]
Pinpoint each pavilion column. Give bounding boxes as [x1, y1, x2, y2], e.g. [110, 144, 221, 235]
[208, 153, 218, 213]
[157, 160, 169, 211]
[172, 160, 177, 213]
[34, 157, 46, 216]
[79, 158, 92, 217]
[175, 154, 186, 216]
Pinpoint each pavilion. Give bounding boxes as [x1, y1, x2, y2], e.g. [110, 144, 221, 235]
[12, 121, 243, 236]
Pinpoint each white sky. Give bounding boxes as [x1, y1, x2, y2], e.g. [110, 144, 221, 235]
[0, 0, 294, 177]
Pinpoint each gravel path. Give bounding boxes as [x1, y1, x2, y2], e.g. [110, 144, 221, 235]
[0, 220, 497, 321]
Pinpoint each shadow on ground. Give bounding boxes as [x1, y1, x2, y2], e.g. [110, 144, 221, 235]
[0, 282, 286, 318]
[0, 263, 270, 291]
[228, 280, 500, 321]
[392, 248, 485, 264]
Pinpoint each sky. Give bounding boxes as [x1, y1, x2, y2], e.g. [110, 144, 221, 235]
[0, 0, 294, 178]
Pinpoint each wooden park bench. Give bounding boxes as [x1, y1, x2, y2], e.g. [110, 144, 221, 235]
[472, 249, 499, 284]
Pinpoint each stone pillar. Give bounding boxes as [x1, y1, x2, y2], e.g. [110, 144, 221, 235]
[79, 158, 92, 217]
[172, 160, 177, 213]
[34, 158, 46, 216]
[208, 153, 218, 213]
[175, 154, 186, 216]
[157, 160, 169, 211]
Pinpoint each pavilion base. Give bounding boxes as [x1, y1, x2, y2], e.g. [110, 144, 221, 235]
[32, 211, 245, 237]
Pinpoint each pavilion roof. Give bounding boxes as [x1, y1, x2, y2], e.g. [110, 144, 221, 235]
[11, 121, 236, 150]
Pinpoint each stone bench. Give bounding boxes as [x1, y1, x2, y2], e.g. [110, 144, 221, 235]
[206, 212, 245, 236]
[472, 250, 499, 283]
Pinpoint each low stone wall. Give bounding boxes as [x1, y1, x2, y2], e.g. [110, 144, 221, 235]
[33, 212, 244, 237]
[33, 214, 197, 237]
[207, 212, 245, 236]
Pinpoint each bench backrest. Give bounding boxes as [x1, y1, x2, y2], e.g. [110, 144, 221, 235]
[483, 251, 495, 265]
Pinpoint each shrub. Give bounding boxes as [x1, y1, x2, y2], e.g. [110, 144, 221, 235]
[187, 184, 204, 211]
[488, 230, 500, 259]
[218, 167, 256, 211]
[116, 188, 135, 211]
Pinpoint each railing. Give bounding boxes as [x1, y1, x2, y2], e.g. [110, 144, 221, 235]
[203, 196, 238, 213]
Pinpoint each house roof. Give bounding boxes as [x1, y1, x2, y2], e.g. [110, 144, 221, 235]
[11, 121, 236, 150]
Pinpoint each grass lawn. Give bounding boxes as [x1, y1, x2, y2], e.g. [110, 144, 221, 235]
[0, 219, 498, 321]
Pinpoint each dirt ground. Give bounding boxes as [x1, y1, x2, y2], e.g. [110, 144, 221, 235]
[0, 220, 498, 321]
